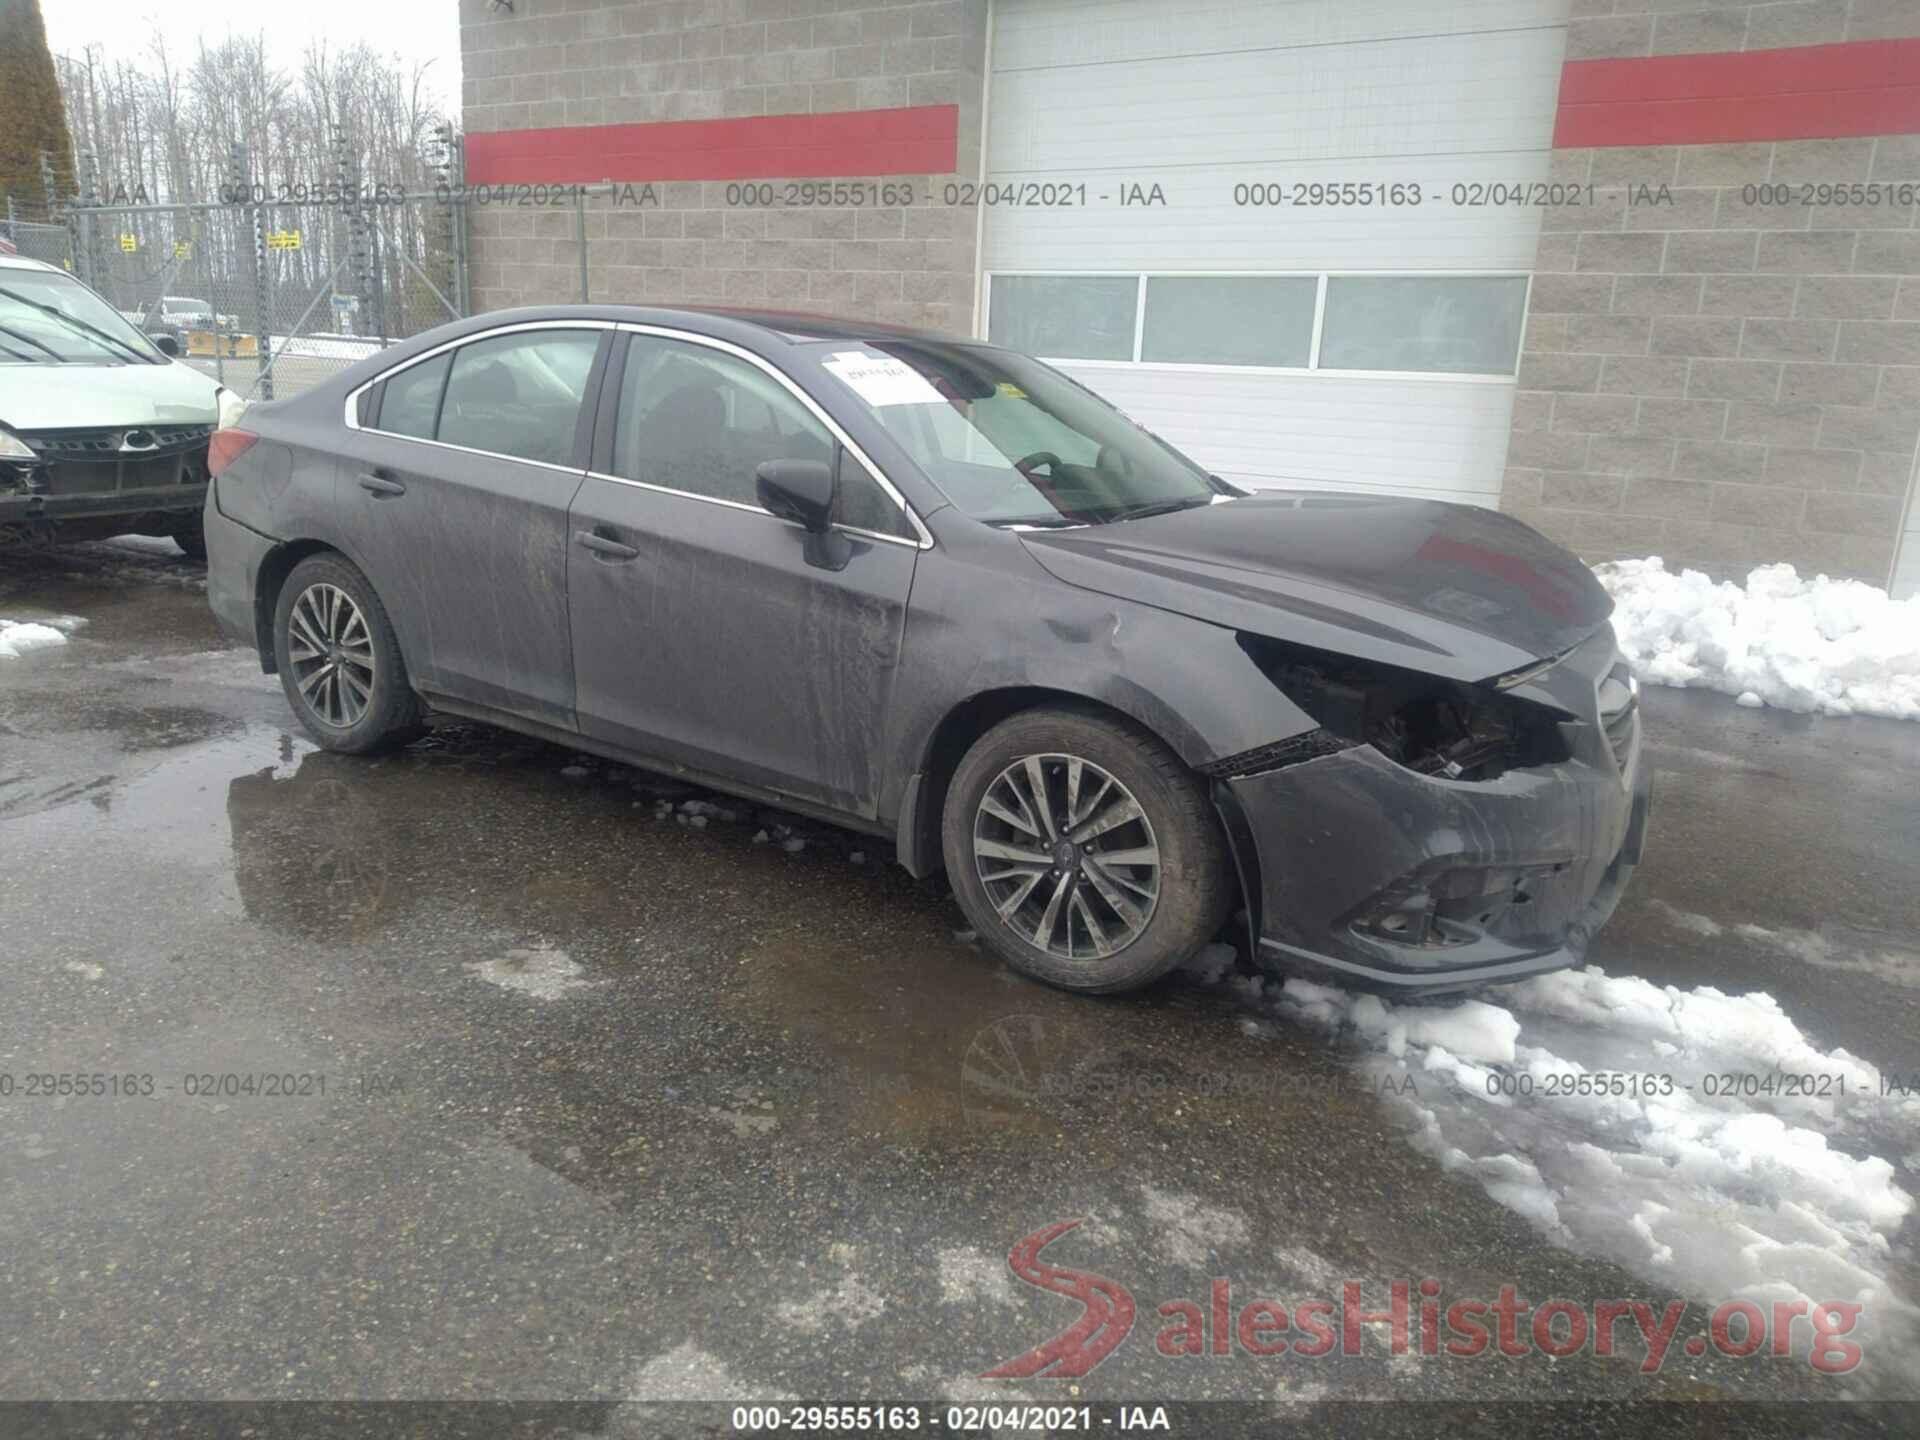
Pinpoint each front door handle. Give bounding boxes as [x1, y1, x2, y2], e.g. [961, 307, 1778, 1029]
[574, 529, 640, 561]
[357, 473, 406, 497]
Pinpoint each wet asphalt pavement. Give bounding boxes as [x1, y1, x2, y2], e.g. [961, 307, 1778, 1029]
[2, 540, 1917, 1435]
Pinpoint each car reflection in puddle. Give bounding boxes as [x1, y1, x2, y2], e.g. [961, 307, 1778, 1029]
[217, 723, 1360, 1192]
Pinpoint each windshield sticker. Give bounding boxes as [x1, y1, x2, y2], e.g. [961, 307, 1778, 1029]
[824, 351, 944, 407]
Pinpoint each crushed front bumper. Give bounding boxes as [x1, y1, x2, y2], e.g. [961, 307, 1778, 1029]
[1, 426, 211, 544]
[1217, 633, 1652, 994]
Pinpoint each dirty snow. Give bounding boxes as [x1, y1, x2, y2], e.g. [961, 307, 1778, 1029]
[1255, 962, 1920, 1386]
[773, 1271, 888, 1335]
[623, 1340, 772, 1401]
[0, 620, 69, 659]
[937, 1246, 1018, 1307]
[463, 943, 597, 999]
[1597, 558, 1920, 719]
[1140, 1183, 1252, 1267]
[1178, 941, 1239, 985]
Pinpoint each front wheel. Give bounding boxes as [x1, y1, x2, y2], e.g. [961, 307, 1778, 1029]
[941, 707, 1234, 993]
[272, 552, 424, 754]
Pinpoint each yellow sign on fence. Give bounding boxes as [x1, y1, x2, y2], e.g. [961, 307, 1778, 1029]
[173, 241, 191, 259]
[186, 330, 258, 359]
[118, 233, 137, 252]
[266, 230, 302, 251]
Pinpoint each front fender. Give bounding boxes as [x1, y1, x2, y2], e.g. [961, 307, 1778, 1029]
[881, 530, 1318, 874]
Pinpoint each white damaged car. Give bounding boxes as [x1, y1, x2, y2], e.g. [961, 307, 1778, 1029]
[0, 251, 245, 559]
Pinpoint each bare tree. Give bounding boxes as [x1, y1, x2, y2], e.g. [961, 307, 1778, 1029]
[51, 26, 457, 340]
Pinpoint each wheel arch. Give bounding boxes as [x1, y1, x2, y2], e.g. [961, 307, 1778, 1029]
[253, 540, 342, 673]
[896, 684, 1212, 881]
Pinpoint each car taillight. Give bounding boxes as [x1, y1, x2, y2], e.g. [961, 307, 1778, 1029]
[208, 428, 259, 477]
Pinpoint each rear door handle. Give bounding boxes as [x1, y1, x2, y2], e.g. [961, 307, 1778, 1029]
[357, 473, 406, 496]
[574, 529, 640, 561]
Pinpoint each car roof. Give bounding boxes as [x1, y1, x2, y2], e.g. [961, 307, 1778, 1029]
[599, 303, 964, 346]
[0, 253, 63, 275]
[285, 301, 1000, 407]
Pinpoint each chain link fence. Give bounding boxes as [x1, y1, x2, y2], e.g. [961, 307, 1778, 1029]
[61, 192, 466, 401]
[1, 209, 73, 270]
[14, 138, 472, 402]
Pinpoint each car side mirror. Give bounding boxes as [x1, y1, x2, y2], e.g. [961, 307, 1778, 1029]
[755, 458, 835, 534]
[153, 335, 180, 357]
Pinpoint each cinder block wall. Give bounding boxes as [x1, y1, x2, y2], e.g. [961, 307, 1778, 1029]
[458, 0, 988, 331]
[1502, 1, 1920, 586]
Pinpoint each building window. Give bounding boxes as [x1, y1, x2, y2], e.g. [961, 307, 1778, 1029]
[1318, 276, 1528, 376]
[987, 272, 1529, 378]
[985, 275, 1138, 362]
[1141, 276, 1317, 368]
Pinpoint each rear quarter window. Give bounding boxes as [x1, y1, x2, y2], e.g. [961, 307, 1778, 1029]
[376, 353, 451, 440]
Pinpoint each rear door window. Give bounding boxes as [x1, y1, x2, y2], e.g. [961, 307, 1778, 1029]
[435, 329, 601, 466]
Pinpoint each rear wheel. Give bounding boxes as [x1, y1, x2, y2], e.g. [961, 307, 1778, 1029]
[941, 707, 1233, 993]
[272, 553, 424, 754]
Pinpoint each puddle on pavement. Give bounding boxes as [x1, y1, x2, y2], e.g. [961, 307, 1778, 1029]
[0, 543, 218, 658]
[14, 714, 1350, 1201]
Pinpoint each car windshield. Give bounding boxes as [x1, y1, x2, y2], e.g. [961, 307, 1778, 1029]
[0, 269, 164, 366]
[811, 339, 1222, 526]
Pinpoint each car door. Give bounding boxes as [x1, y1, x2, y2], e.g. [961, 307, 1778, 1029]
[337, 322, 608, 729]
[566, 329, 922, 817]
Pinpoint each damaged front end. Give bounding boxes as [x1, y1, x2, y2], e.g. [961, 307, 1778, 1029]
[1212, 623, 1652, 993]
[0, 423, 212, 548]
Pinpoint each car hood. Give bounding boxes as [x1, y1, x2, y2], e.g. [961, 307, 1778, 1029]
[0, 360, 220, 432]
[1017, 491, 1613, 682]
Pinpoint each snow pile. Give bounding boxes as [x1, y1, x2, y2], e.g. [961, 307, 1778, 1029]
[1596, 558, 1920, 719]
[0, 619, 70, 659]
[1258, 966, 1920, 1384]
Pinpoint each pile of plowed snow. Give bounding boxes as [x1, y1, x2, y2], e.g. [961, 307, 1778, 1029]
[1224, 961, 1920, 1386]
[1596, 558, 1920, 720]
[0, 615, 83, 659]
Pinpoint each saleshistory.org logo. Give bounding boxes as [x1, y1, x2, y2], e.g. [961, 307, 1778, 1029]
[979, 1221, 1866, 1378]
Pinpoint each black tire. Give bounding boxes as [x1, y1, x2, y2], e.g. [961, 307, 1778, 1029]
[941, 706, 1233, 993]
[172, 514, 207, 561]
[272, 552, 424, 754]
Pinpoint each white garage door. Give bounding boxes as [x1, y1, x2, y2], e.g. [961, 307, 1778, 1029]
[979, 0, 1570, 507]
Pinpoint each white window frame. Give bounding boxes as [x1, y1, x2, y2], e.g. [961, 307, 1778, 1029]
[980, 270, 1535, 384]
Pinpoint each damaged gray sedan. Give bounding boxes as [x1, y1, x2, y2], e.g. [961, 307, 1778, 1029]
[202, 306, 1651, 995]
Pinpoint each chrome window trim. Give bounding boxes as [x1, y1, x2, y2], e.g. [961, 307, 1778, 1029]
[339, 317, 933, 550]
[606, 322, 933, 550]
[341, 318, 614, 437]
[579, 470, 923, 551]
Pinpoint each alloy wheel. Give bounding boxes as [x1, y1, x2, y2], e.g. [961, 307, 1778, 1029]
[972, 753, 1161, 960]
[286, 582, 375, 728]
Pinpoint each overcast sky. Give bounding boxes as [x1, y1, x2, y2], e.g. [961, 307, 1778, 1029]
[42, 0, 463, 107]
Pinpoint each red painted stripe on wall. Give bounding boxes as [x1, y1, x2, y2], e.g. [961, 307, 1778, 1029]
[466, 105, 960, 184]
[1555, 38, 1920, 147]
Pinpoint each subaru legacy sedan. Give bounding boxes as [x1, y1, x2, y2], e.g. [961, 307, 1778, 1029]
[202, 306, 1651, 995]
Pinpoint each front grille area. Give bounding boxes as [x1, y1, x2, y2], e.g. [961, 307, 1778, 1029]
[16, 425, 212, 497]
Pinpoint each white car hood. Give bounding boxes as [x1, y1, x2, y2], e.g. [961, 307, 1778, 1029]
[0, 360, 221, 432]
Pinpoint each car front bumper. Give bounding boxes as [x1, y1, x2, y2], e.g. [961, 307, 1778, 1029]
[0, 480, 208, 532]
[1218, 636, 1651, 995]
[2, 430, 211, 543]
